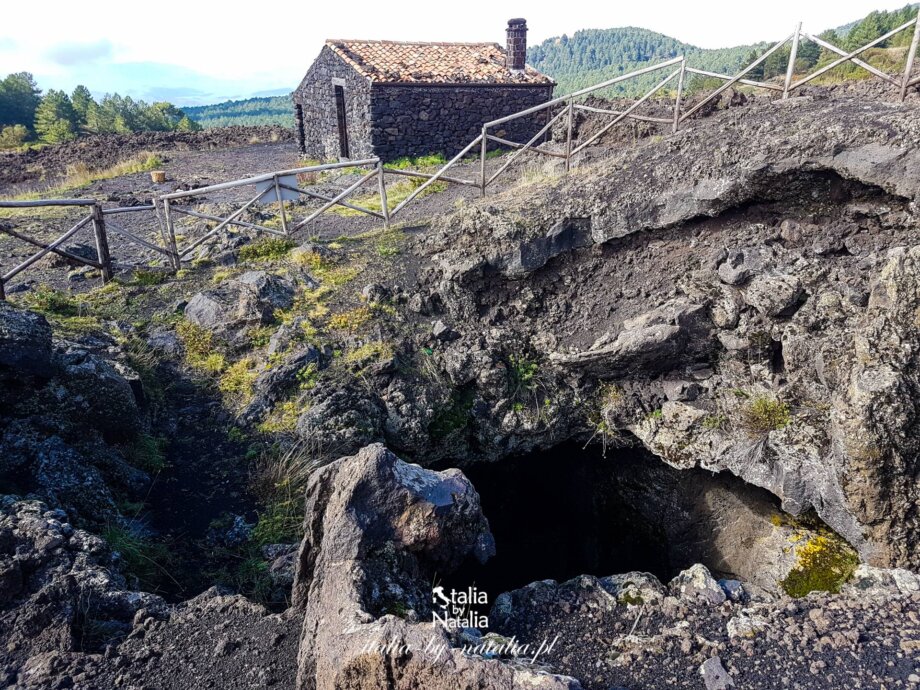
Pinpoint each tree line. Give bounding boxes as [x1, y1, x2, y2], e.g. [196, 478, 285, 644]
[748, 5, 919, 81]
[0, 73, 201, 149]
[182, 95, 293, 128]
[527, 4, 919, 97]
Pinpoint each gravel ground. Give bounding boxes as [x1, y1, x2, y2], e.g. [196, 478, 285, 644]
[0, 139, 544, 296]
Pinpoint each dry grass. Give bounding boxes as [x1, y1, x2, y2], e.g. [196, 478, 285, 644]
[0, 153, 163, 220]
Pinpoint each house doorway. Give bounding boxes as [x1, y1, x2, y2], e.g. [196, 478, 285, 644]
[334, 85, 350, 159]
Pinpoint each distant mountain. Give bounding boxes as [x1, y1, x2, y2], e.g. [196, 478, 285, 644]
[183, 95, 293, 129]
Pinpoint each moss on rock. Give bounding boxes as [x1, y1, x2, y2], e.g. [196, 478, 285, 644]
[780, 533, 859, 598]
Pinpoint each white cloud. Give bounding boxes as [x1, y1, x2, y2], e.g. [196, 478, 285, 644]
[45, 39, 113, 66]
[2, 0, 913, 98]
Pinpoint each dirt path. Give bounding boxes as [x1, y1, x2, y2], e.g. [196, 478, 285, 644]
[0, 140, 548, 294]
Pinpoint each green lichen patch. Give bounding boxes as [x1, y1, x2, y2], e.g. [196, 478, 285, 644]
[780, 533, 860, 598]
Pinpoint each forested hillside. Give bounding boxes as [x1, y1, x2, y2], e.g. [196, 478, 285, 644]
[528, 27, 765, 95]
[528, 5, 920, 96]
[183, 95, 293, 128]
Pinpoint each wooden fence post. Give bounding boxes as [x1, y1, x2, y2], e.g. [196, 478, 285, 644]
[91, 204, 113, 283]
[273, 175, 289, 235]
[673, 58, 687, 133]
[480, 126, 488, 197]
[901, 19, 920, 101]
[377, 162, 390, 228]
[783, 23, 802, 99]
[564, 100, 574, 172]
[162, 199, 181, 270]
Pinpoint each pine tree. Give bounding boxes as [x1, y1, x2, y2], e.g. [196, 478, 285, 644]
[71, 85, 95, 127]
[176, 115, 202, 132]
[34, 90, 77, 143]
[0, 72, 42, 129]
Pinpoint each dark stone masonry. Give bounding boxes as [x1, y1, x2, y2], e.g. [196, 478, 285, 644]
[292, 19, 555, 162]
[367, 84, 554, 161]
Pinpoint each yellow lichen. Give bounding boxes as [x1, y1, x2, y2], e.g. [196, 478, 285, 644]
[780, 533, 859, 598]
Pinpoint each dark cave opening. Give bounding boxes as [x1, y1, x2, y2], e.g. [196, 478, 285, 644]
[442, 441, 786, 603]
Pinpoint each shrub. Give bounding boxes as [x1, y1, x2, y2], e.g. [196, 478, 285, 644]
[131, 269, 168, 286]
[743, 396, 791, 434]
[23, 284, 81, 316]
[0, 124, 28, 149]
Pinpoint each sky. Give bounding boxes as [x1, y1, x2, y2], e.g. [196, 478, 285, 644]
[0, 0, 914, 106]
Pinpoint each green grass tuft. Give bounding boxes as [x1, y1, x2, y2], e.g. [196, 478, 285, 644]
[238, 237, 296, 262]
[743, 396, 791, 435]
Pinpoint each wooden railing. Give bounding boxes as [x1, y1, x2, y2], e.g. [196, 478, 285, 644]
[1, 15, 918, 297]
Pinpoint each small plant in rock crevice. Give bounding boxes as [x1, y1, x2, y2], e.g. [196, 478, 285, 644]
[123, 433, 168, 473]
[102, 522, 177, 594]
[742, 395, 792, 435]
[507, 354, 540, 395]
[585, 383, 627, 455]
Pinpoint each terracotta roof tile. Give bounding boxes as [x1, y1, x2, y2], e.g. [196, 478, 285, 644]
[325, 40, 554, 85]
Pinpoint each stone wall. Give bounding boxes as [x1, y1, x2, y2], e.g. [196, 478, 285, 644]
[292, 46, 373, 160]
[369, 84, 555, 161]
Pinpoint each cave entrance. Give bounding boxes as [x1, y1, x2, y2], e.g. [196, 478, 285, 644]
[444, 441, 786, 602]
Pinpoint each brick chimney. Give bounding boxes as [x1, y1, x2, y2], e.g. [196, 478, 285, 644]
[506, 18, 527, 73]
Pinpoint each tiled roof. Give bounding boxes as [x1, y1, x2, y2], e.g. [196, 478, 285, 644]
[325, 40, 554, 85]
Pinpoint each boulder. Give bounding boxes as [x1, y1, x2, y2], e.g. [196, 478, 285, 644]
[239, 345, 322, 424]
[669, 564, 726, 606]
[55, 347, 141, 441]
[699, 656, 734, 690]
[743, 273, 804, 317]
[550, 299, 711, 374]
[0, 498, 165, 678]
[0, 302, 52, 377]
[292, 444, 578, 690]
[718, 247, 768, 286]
[185, 270, 294, 337]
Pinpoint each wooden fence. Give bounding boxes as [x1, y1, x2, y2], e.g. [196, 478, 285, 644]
[463, 16, 920, 194]
[1, 15, 918, 298]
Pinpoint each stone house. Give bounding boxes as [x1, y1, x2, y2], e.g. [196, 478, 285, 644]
[292, 19, 555, 161]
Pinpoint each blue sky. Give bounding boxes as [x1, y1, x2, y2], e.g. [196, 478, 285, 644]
[0, 0, 913, 106]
